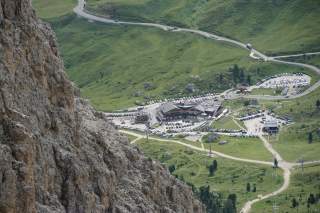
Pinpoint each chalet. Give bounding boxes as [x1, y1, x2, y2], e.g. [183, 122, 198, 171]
[262, 120, 279, 134]
[157, 102, 201, 121]
[156, 100, 222, 122]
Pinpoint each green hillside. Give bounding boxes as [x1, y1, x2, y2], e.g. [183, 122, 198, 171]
[87, 0, 320, 54]
[32, 0, 76, 18]
[32, 1, 319, 111]
[136, 139, 283, 210]
[31, 1, 320, 211]
[50, 15, 309, 111]
[261, 83, 320, 162]
[252, 164, 320, 212]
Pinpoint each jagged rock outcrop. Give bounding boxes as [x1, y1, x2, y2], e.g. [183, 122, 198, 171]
[0, 0, 204, 212]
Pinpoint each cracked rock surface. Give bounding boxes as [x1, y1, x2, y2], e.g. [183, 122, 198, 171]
[0, 0, 204, 212]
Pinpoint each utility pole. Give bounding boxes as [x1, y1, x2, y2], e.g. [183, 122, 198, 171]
[145, 121, 150, 142]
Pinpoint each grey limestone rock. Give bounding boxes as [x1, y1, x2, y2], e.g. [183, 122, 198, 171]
[0, 0, 204, 212]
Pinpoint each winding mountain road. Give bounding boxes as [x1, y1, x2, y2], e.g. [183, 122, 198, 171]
[73, 1, 320, 212]
[120, 130, 273, 166]
[74, 0, 320, 102]
[271, 51, 320, 59]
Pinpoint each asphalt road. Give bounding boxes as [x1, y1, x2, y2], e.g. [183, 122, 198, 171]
[271, 51, 320, 59]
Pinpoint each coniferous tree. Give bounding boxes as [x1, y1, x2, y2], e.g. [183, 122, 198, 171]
[246, 183, 251, 192]
[213, 160, 218, 171]
[168, 164, 176, 173]
[308, 132, 313, 144]
[316, 100, 320, 109]
[274, 158, 278, 168]
[292, 198, 299, 208]
[209, 164, 215, 176]
[308, 193, 316, 205]
[252, 184, 256, 192]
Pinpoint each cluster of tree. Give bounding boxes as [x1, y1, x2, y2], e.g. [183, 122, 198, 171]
[307, 193, 320, 208]
[291, 193, 320, 209]
[229, 64, 252, 85]
[208, 160, 218, 176]
[246, 183, 256, 192]
[168, 162, 236, 213]
[187, 183, 237, 213]
[168, 164, 176, 174]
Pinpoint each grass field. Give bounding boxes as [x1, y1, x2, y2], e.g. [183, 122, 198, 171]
[202, 135, 273, 161]
[212, 116, 241, 130]
[285, 54, 320, 68]
[50, 15, 311, 111]
[172, 136, 203, 149]
[252, 164, 320, 213]
[32, 1, 318, 112]
[32, 0, 77, 19]
[136, 139, 283, 209]
[250, 88, 279, 96]
[257, 87, 320, 162]
[87, 0, 320, 54]
[272, 123, 320, 163]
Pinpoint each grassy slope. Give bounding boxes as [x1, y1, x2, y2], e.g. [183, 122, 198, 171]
[202, 135, 273, 161]
[285, 54, 320, 68]
[212, 116, 241, 130]
[32, 0, 77, 19]
[252, 164, 320, 213]
[250, 88, 278, 96]
[51, 15, 310, 111]
[261, 87, 320, 162]
[136, 139, 283, 209]
[88, 0, 320, 54]
[32, 1, 317, 111]
[50, 16, 243, 110]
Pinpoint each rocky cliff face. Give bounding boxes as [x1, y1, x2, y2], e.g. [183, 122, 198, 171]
[0, 0, 204, 212]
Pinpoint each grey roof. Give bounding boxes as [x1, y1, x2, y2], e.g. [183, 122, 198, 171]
[160, 102, 178, 113]
[195, 105, 205, 112]
[263, 120, 278, 128]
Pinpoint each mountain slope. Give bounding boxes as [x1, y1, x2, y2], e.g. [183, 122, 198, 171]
[88, 0, 320, 53]
[0, 0, 204, 212]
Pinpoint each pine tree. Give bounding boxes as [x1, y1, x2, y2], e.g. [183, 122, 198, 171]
[308, 132, 313, 144]
[292, 198, 299, 208]
[209, 164, 215, 176]
[246, 183, 251, 192]
[168, 164, 176, 173]
[252, 184, 256, 192]
[213, 160, 218, 171]
[274, 158, 278, 168]
[308, 193, 316, 205]
[316, 100, 320, 109]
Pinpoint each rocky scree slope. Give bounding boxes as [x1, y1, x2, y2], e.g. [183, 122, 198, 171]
[0, 0, 204, 212]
